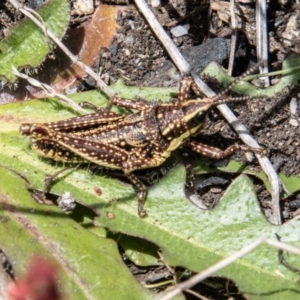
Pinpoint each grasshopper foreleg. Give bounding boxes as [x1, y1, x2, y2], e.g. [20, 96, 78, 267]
[123, 153, 170, 216]
[125, 172, 147, 217]
[186, 140, 266, 159]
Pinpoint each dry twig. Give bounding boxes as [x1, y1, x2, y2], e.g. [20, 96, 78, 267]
[227, 0, 238, 75]
[256, 0, 270, 85]
[11, 67, 87, 114]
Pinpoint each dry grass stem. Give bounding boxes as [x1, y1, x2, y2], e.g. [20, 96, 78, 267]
[227, 0, 238, 75]
[12, 67, 87, 114]
[256, 0, 270, 86]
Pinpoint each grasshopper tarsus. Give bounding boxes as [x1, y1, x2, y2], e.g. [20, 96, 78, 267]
[126, 171, 148, 217]
[21, 73, 268, 216]
[138, 196, 147, 218]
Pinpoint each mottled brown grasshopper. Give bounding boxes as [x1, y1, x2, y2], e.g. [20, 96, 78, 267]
[20, 75, 265, 216]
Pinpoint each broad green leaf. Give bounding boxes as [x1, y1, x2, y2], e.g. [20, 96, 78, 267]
[0, 166, 153, 299]
[2, 54, 300, 299]
[0, 0, 69, 83]
[0, 139, 156, 298]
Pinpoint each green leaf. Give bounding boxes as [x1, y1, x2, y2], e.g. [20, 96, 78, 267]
[0, 0, 69, 83]
[192, 158, 300, 198]
[0, 153, 153, 299]
[2, 54, 300, 299]
[202, 52, 300, 97]
[65, 168, 300, 300]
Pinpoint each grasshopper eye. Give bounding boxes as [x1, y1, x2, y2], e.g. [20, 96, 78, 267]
[196, 111, 206, 123]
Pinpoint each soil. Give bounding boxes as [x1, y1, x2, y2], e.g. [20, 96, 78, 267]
[1, 0, 300, 298]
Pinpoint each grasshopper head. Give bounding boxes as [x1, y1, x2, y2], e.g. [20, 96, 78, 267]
[182, 98, 214, 135]
[182, 93, 258, 136]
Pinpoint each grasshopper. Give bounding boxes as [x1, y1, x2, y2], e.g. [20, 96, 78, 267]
[20, 75, 265, 216]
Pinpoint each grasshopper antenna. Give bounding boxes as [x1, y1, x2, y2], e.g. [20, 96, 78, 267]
[213, 95, 265, 106]
[211, 61, 264, 103]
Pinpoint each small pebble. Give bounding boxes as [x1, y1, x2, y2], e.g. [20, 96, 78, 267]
[245, 152, 254, 162]
[150, 0, 161, 7]
[189, 194, 210, 210]
[73, 0, 94, 15]
[58, 192, 76, 212]
[289, 118, 298, 127]
[124, 36, 134, 46]
[289, 97, 297, 115]
[171, 25, 188, 37]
